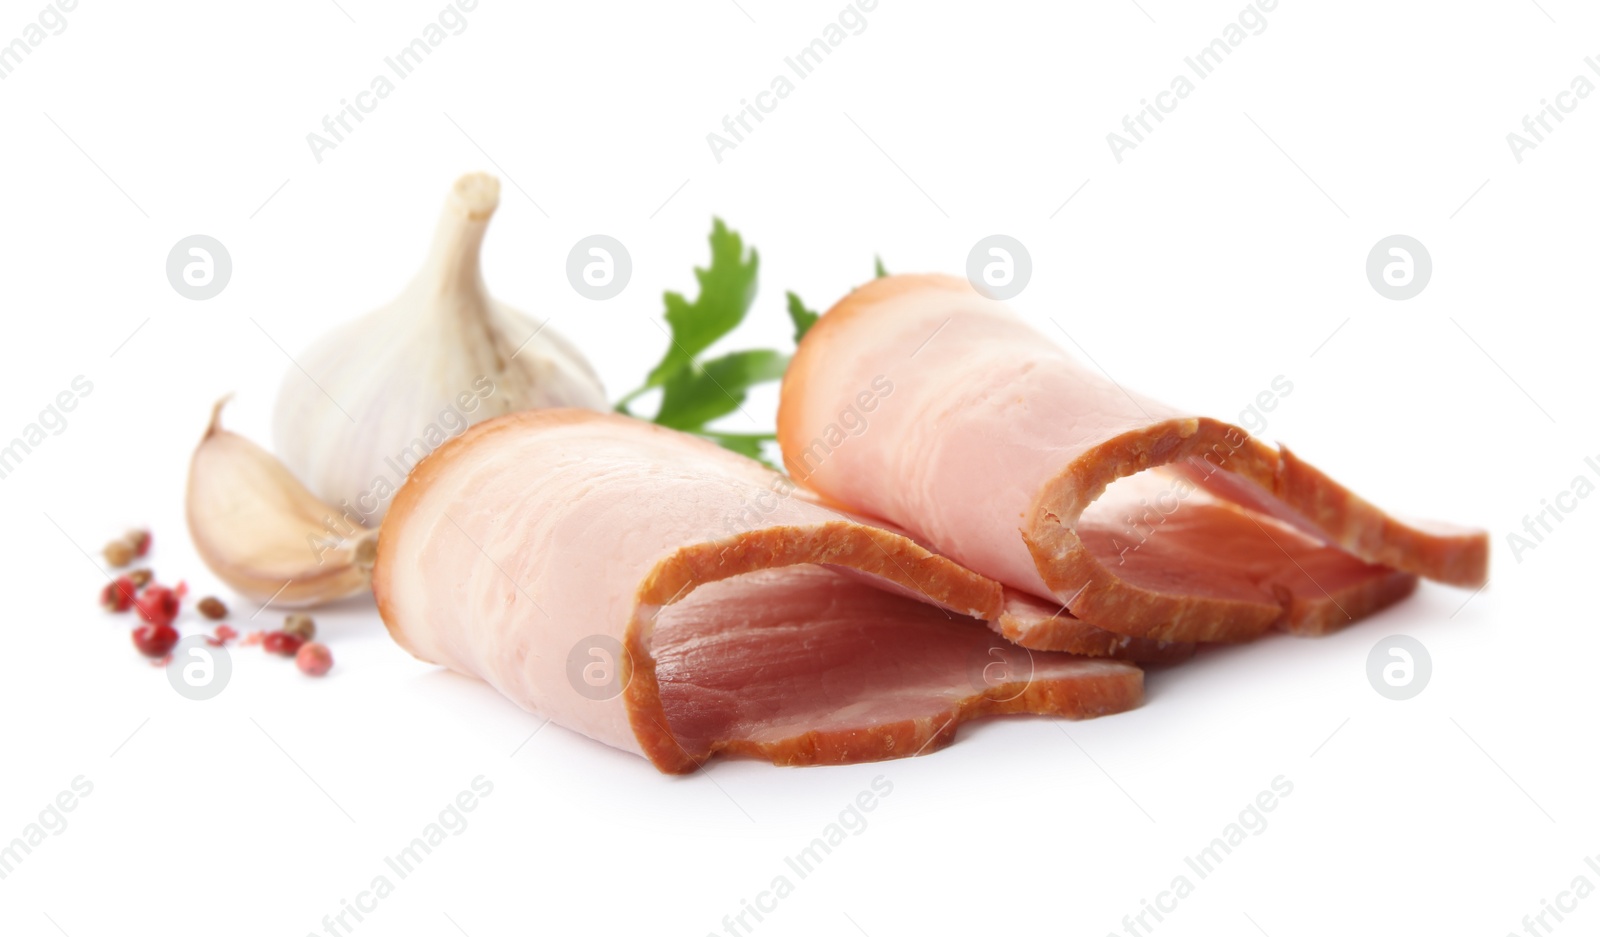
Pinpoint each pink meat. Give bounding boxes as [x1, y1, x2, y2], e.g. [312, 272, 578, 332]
[777, 274, 1486, 643]
[374, 410, 1141, 773]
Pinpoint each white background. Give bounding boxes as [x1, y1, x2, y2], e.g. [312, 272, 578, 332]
[1, 1, 1596, 935]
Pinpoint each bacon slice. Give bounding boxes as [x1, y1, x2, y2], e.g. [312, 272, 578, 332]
[777, 275, 1486, 643]
[1067, 470, 1421, 642]
[995, 589, 1196, 662]
[656, 565, 1141, 766]
[374, 410, 1141, 773]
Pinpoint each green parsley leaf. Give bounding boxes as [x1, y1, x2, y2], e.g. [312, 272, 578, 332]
[613, 221, 889, 465]
[653, 348, 789, 430]
[615, 219, 789, 465]
[785, 292, 819, 344]
[641, 218, 759, 390]
[874, 255, 888, 278]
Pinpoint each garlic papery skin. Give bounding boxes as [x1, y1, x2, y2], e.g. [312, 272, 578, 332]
[187, 398, 376, 607]
[272, 171, 607, 524]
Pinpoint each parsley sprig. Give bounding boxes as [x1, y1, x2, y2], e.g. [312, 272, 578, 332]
[615, 219, 883, 461]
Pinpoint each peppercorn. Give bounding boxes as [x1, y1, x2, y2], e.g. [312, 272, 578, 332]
[263, 631, 305, 656]
[132, 622, 179, 658]
[103, 538, 135, 568]
[296, 642, 333, 677]
[100, 577, 138, 612]
[197, 596, 228, 620]
[282, 613, 315, 641]
[134, 585, 180, 627]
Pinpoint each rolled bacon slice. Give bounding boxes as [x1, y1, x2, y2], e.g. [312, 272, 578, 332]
[776, 274, 1487, 644]
[374, 410, 1142, 773]
[996, 589, 1195, 663]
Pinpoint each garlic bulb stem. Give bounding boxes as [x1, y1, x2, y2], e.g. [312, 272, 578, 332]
[421, 173, 494, 301]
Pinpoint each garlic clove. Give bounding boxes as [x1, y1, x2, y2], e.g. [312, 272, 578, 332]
[187, 397, 376, 608]
[272, 171, 607, 525]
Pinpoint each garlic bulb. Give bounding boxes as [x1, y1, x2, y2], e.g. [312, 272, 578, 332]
[272, 171, 606, 524]
[187, 398, 375, 607]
